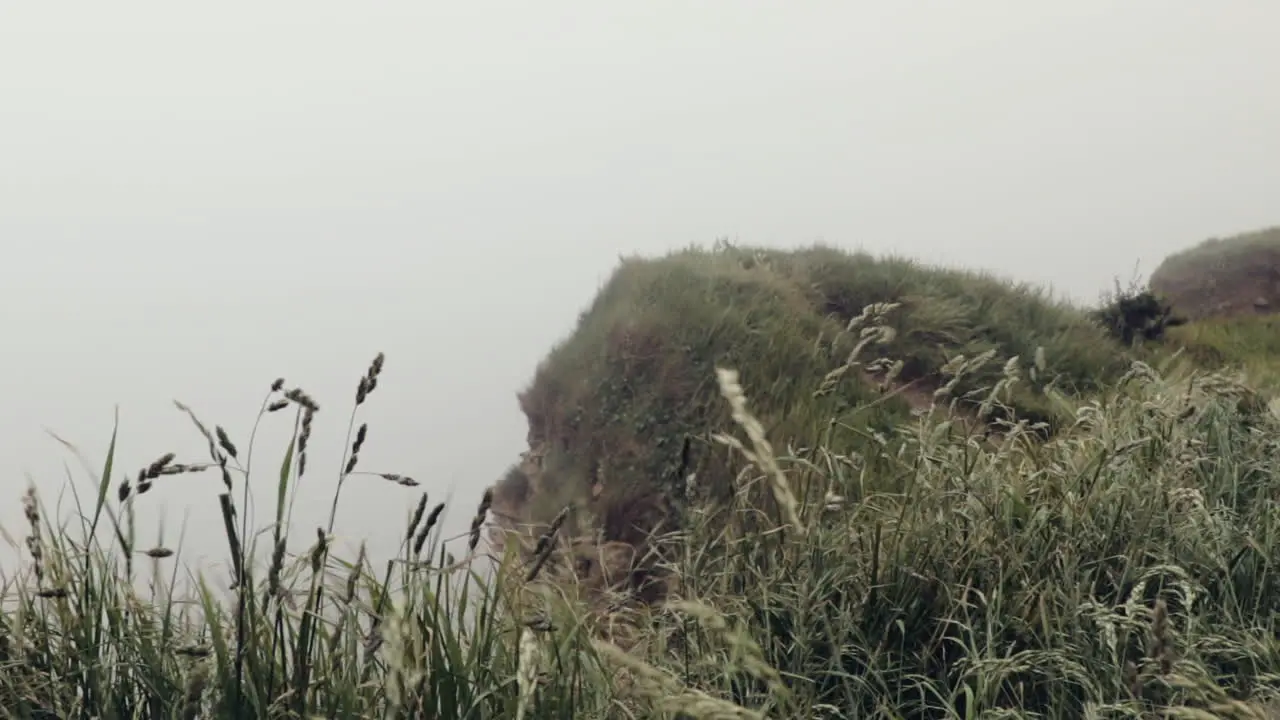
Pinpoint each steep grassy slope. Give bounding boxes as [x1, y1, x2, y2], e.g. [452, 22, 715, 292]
[494, 242, 1136, 552]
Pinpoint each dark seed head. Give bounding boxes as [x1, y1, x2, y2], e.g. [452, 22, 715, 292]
[425, 502, 445, 528]
[215, 426, 238, 460]
[311, 528, 328, 573]
[380, 473, 417, 487]
[144, 453, 177, 480]
[271, 378, 285, 392]
[299, 410, 315, 455]
[285, 388, 319, 413]
[414, 502, 446, 556]
[406, 493, 429, 542]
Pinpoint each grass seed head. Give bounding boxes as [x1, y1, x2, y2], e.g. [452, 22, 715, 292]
[414, 502, 446, 556]
[380, 473, 418, 487]
[311, 527, 329, 573]
[406, 493, 429, 542]
[285, 387, 319, 413]
[357, 352, 386, 405]
[353, 423, 368, 454]
[214, 426, 238, 459]
[469, 489, 494, 551]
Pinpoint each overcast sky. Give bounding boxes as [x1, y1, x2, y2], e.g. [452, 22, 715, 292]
[1, 2, 1277, 578]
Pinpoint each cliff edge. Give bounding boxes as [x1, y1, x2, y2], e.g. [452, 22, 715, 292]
[490, 242, 1135, 577]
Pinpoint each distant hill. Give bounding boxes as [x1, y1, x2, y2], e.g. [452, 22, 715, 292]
[1150, 226, 1280, 321]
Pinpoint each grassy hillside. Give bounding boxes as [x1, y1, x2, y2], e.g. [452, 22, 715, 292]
[6, 238, 1280, 717]
[1150, 226, 1280, 321]
[1167, 314, 1280, 393]
[497, 242, 1138, 552]
[6, 335, 1280, 717]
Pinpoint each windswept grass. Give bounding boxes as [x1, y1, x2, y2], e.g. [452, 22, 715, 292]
[0, 356, 620, 718]
[5, 330, 1280, 717]
[1167, 314, 1280, 392]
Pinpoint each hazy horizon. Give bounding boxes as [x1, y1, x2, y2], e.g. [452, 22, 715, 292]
[2, 2, 1277, 577]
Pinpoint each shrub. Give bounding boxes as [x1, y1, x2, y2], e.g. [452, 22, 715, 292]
[1092, 278, 1187, 345]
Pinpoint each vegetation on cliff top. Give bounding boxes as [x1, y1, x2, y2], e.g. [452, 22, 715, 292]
[5, 232, 1280, 717]
[499, 241, 1143, 547]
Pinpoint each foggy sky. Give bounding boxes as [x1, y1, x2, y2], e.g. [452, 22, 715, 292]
[2, 2, 1277, 578]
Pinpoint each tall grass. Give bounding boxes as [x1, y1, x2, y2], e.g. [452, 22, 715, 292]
[0, 356, 620, 718]
[5, 340, 1280, 717]
[1167, 314, 1280, 393]
[657, 350, 1280, 718]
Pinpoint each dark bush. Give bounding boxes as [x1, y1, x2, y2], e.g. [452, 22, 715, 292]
[1092, 279, 1186, 346]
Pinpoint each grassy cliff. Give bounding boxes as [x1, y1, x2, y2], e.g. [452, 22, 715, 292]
[495, 242, 1139, 550]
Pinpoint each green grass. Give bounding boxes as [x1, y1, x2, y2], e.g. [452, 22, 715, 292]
[1, 358, 617, 719]
[1166, 314, 1280, 392]
[7, 241, 1280, 718]
[6, 346, 1280, 717]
